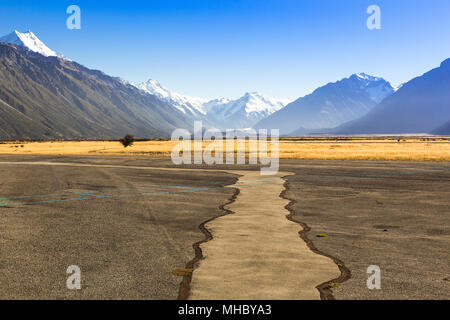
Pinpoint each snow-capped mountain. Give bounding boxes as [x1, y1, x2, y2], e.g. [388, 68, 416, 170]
[255, 73, 396, 135]
[135, 80, 288, 129]
[0, 38, 194, 140]
[134, 79, 207, 118]
[334, 59, 450, 135]
[351, 73, 396, 102]
[205, 92, 286, 129]
[0, 30, 64, 58]
[0, 30, 286, 131]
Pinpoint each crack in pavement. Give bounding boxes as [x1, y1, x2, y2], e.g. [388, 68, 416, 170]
[281, 180, 351, 300]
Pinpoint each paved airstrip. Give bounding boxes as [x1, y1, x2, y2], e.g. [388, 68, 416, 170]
[0, 155, 449, 299]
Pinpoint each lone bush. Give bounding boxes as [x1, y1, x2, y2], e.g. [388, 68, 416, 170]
[120, 134, 135, 148]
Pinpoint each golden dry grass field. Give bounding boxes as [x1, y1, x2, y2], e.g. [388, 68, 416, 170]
[1, 137, 450, 161]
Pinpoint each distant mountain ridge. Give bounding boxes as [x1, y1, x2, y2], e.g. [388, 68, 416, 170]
[134, 79, 207, 118]
[333, 58, 450, 135]
[432, 121, 450, 135]
[204, 91, 286, 129]
[134, 79, 288, 130]
[255, 73, 395, 135]
[1, 29, 448, 139]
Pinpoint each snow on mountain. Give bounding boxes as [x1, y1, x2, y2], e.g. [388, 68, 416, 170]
[334, 58, 450, 135]
[134, 79, 207, 117]
[0, 30, 64, 58]
[205, 92, 287, 129]
[255, 73, 396, 135]
[0, 40, 194, 139]
[202, 98, 232, 114]
[0, 30, 287, 130]
[351, 73, 395, 103]
[134, 80, 288, 129]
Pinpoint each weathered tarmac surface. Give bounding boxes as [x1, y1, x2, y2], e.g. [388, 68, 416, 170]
[189, 170, 339, 300]
[282, 159, 450, 300]
[0, 155, 449, 300]
[0, 155, 238, 299]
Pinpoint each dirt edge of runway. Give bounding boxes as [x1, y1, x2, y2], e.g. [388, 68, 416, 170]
[178, 185, 241, 300]
[280, 178, 352, 300]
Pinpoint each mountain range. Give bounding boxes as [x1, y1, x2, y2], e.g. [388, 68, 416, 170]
[0, 30, 289, 139]
[134, 79, 287, 130]
[134, 79, 207, 119]
[332, 58, 450, 135]
[0, 40, 192, 139]
[255, 73, 396, 135]
[0, 30, 449, 139]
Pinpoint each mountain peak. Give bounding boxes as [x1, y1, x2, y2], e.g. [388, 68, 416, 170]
[255, 72, 396, 134]
[15, 29, 33, 36]
[440, 58, 450, 69]
[334, 59, 450, 135]
[346, 73, 394, 103]
[350, 72, 382, 82]
[0, 30, 58, 57]
[145, 79, 161, 86]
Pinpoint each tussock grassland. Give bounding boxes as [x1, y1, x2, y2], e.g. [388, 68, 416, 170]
[1, 137, 450, 161]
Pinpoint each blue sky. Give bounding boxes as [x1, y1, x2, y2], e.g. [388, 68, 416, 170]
[1, 0, 450, 100]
